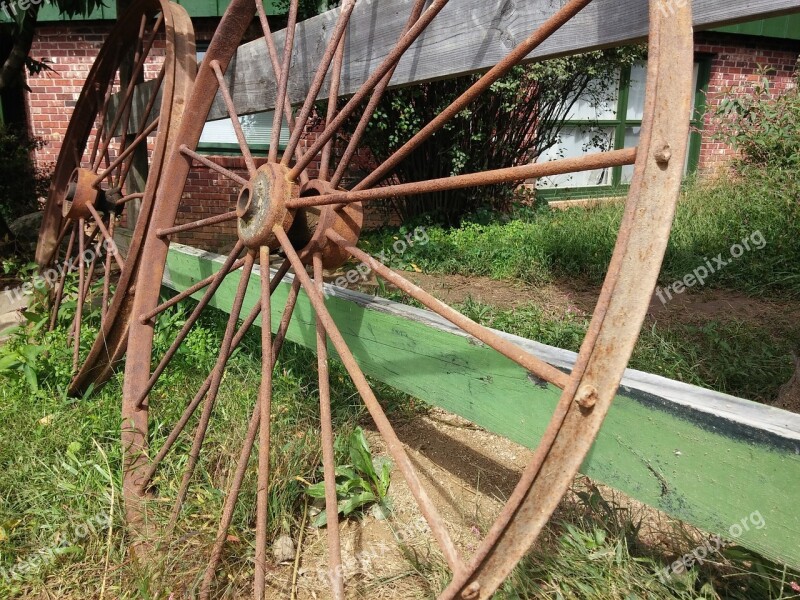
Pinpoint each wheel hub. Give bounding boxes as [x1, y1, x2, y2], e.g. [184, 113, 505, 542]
[237, 163, 296, 249]
[293, 179, 364, 269]
[62, 168, 104, 219]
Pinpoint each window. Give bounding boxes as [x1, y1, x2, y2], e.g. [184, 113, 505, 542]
[537, 57, 711, 198]
[197, 47, 291, 155]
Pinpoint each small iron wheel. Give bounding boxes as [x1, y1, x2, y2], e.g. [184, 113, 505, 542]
[34, 0, 195, 395]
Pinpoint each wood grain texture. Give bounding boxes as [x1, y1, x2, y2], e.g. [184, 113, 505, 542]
[160, 241, 800, 569]
[205, 0, 800, 120]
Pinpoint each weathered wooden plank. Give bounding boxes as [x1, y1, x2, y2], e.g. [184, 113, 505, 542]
[121, 0, 799, 128]
[205, 0, 800, 120]
[161, 242, 800, 569]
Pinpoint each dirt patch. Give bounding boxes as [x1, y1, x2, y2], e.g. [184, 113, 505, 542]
[287, 409, 532, 599]
[285, 408, 690, 599]
[394, 271, 800, 339]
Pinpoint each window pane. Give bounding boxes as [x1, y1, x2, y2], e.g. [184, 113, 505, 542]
[199, 112, 290, 148]
[620, 126, 641, 184]
[626, 62, 647, 121]
[537, 127, 615, 188]
[565, 70, 620, 121]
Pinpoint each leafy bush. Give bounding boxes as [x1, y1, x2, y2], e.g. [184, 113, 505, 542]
[349, 48, 643, 225]
[715, 66, 800, 172]
[0, 124, 49, 225]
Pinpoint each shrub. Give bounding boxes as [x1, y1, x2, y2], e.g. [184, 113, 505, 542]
[715, 66, 800, 173]
[349, 48, 643, 225]
[0, 124, 49, 227]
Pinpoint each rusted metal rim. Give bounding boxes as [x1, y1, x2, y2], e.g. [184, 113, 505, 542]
[120, 0, 693, 596]
[33, 0, 196, 395]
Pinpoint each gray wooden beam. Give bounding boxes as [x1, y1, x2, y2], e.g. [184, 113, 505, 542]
[121, 0, 799, 129]
[205, 0, 800, 120]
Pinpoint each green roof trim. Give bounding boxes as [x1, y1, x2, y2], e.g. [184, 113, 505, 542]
[2, 0, 284, 22]
[712, 14, 800, 41]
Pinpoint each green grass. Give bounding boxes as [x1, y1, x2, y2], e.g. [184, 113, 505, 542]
[0, 295, 415, 597]
[1, 288, 798, 598]
[363, 173, 800, 297]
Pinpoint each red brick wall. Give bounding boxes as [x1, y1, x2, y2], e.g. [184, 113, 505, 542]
[27, 22, 113, 168]
[694, 33, 799, 175]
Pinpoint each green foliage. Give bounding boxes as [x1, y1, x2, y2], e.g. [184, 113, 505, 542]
[305, 427, 391, 527]
[363, 172, 800, 298]
[351, 47, 644, 224]
[0, 124, 50, 224]
[271, 0, 333, 20]
[715, 66, 800, 172]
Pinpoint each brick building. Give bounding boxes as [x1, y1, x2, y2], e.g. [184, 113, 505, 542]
[1, 6, 798, 247]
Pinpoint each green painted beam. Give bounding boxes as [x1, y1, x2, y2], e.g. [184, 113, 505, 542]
[162, 243, 800, 570]
[713, 14, 800, 40]
[0, 0, 284, 23]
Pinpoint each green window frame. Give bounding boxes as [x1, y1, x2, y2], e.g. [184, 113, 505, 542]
[537, 56, 711, 201]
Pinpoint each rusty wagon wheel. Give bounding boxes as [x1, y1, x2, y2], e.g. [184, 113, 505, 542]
[34, 0, 195, 395]
[122, 0, 693, 596]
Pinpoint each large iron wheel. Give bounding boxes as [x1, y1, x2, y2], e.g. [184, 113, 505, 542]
[35, 0, 195, 395]
[123, 0, 693, 597]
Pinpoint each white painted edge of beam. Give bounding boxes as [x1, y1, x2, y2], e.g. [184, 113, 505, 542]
[163, 242, 800, 443]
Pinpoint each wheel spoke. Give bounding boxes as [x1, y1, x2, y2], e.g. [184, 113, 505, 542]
[330, 0, 427, 188]
[139, 258, 248, 324]
[199, 274, 302, 598]
[80, 222, 104, 300]
[281, 0, 357, 166]
[180, 145, 249, 187]
[101, 216, 117, 324]
[140, 259, 294, 487]
[210, 60, 257, 176]
[275, 225, 465, 574]
[168, 252, 256, 529]
[86, 204, 125, 271]
[268, 0, 299, 164]
[288, 0, 451, 180]
[89, 68, 122, 169]
[328, 229, 569, 388]
[94, 13, 165, 171]
[353, 0, 593, 193]
[135, 241, 245, 408]
[95, 116, 160, 184]
[72, 219, 86, 372]
[254, 246, 274, 599]
[49, 222, 77, 332]
[313, 252, 345, 598]
[156, 210, 237, 239]
[318, 35, 346, 182]
[117, 192, 145, 206]
[254, 0, 308, 183]
[117, 64, 167, 189]
[289, 148, 636, 210]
